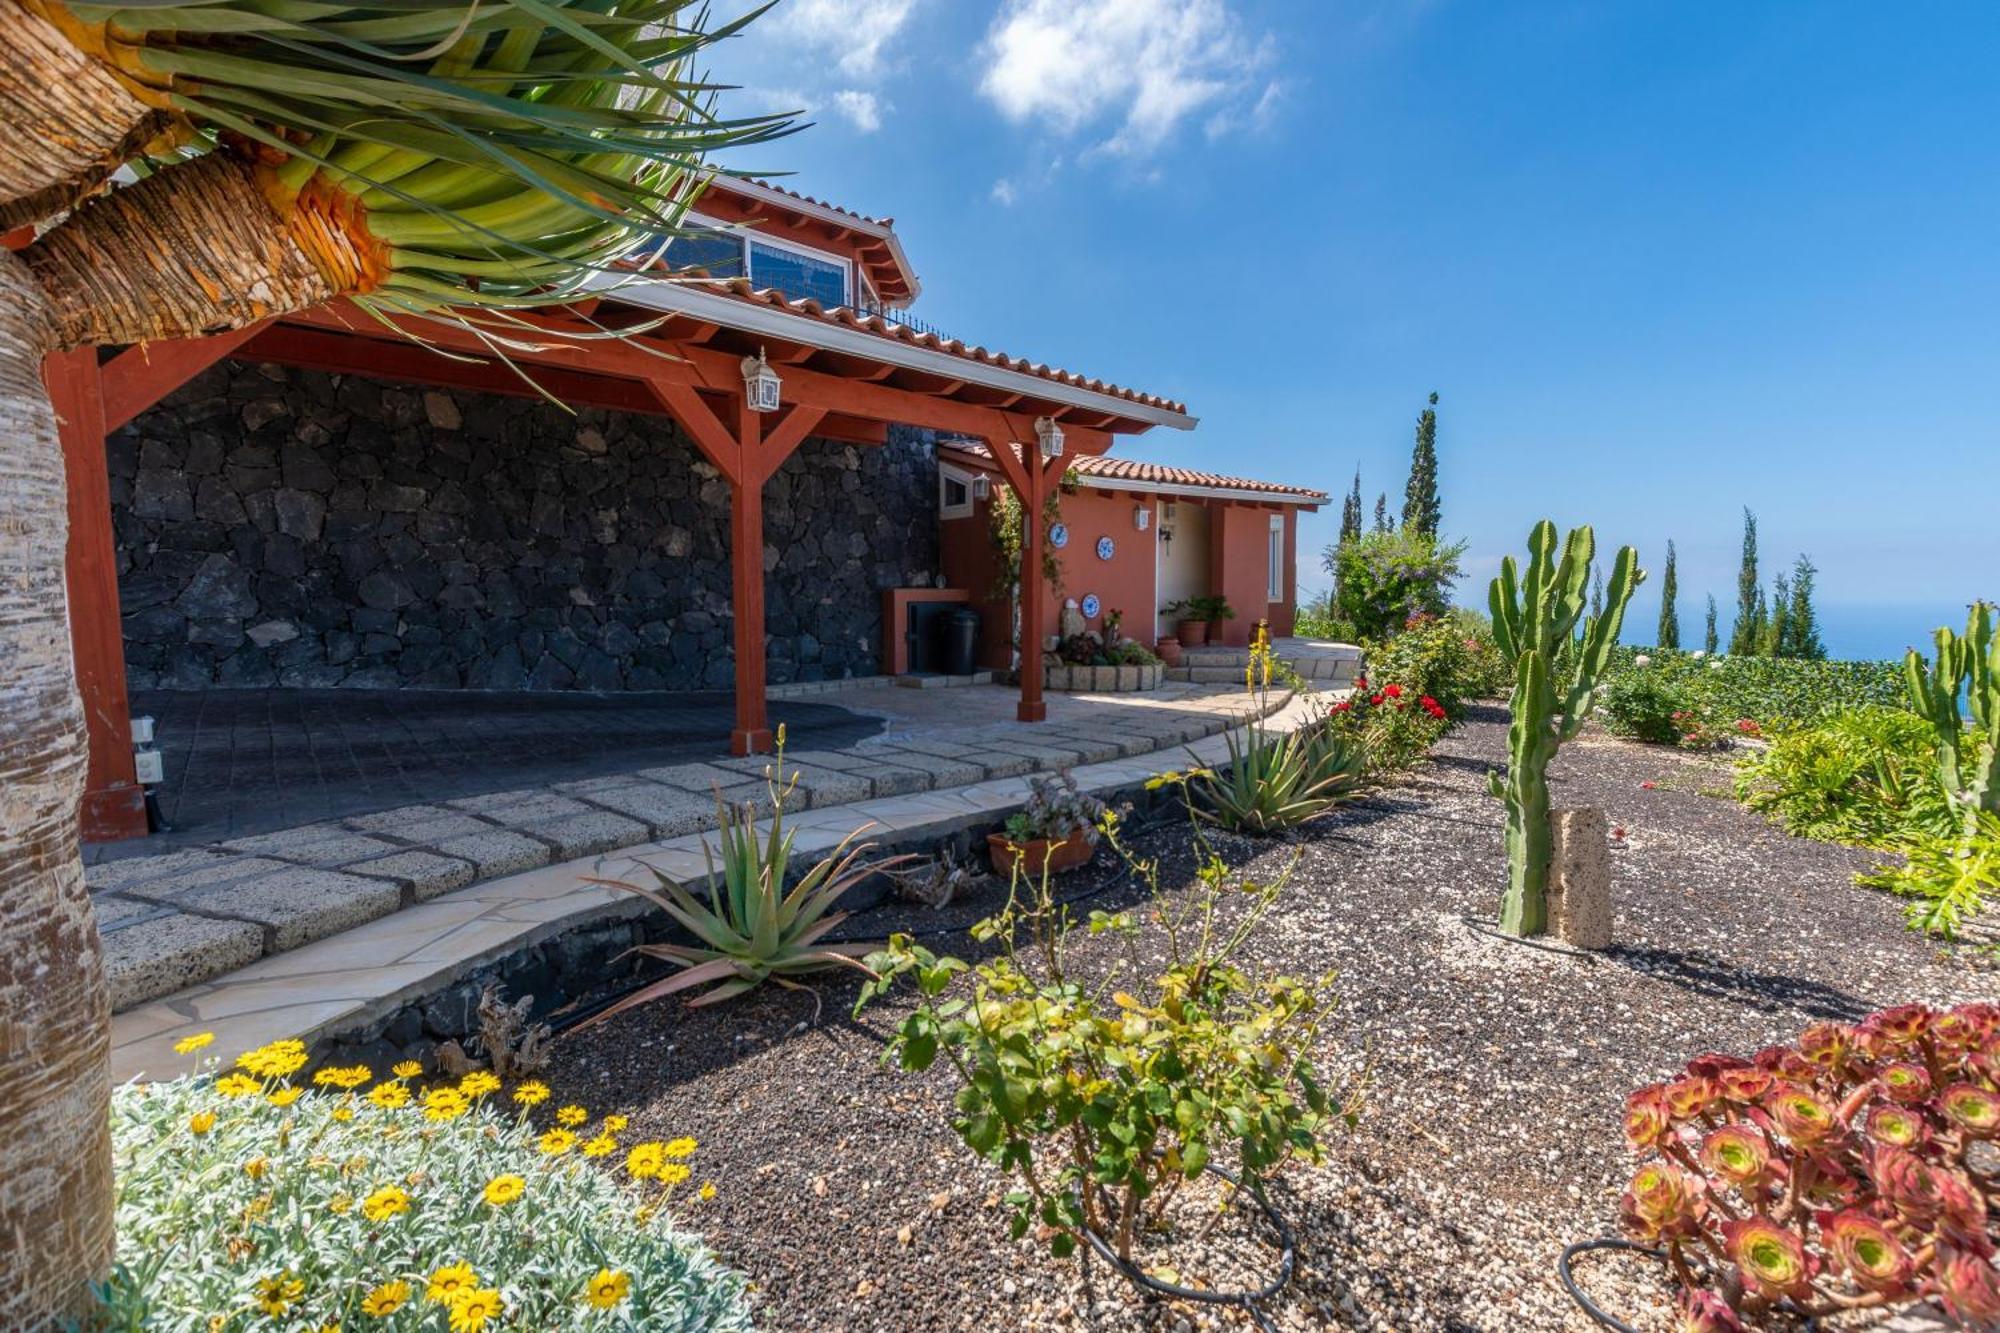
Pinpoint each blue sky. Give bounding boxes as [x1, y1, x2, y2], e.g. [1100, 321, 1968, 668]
[704, 1, 2000, 659]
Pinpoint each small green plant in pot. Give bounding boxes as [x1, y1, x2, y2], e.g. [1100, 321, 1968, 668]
[990, 771, 1108, 876]
[1487, 520, 1641, 937]
[585, 728, 903, 1025]
[856, 784, 1354, 1291]
[1163, 598, 1209, 647]
[1192, 594, 1237, 642]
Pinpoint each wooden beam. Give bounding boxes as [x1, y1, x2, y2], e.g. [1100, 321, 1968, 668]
[44, 349, 148, 841]
[101, 322, 270, 432]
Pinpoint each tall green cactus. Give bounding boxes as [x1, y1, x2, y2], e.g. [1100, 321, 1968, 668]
[1486, 521, 1642, 936]
[1904, 601, 2000, 836]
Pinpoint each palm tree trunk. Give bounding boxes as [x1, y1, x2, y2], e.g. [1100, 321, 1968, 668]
[0, 0, 163, 230]
[0, 242, 113, 1329]
[0, 149, 339, 1326]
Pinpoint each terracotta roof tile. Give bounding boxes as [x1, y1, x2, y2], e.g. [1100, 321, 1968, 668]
[650, 275, 1189, 417]
[941, 441, 1321, 502]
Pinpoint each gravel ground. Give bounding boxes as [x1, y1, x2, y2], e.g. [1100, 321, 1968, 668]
[546, 707, 1993, 1332]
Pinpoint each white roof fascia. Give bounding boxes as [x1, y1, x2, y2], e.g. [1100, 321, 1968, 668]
[586, 272, 1198, 432]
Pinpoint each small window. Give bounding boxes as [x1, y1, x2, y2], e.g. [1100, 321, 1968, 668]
[1267, 514, 1286, 602]
[749, 238, 850, 307]
[940, 465, 975, 520]
[667, 226, 746, 277]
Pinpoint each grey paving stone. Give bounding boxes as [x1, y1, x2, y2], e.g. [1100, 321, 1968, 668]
[868, 748, 987, 788]
[224, 829, 405, 868]
[640, 761, 766, 796]
[1051, 728, 1155, 759]
[133, 866, 402, 952]
[344, 851, 476, 902]
[345, 804, 496, 842]
[1039, 732, 1124, 765]
[431, 829, 552, 878]
[867, 737, 989, 761]
[963, 749, 1036, 779]
[858, 761, 935, 798]
[777, 747, 886, 772]
[566, 783, 716, 838]
[90, 893, 179, 933]
[85, 848, 243, 892]
[446, 790, 595, 821]
[119, 855, 295, 897]
[771, 763, 873, 809]
[103, 912, 265, 1011]
[513, 810, 648, 860]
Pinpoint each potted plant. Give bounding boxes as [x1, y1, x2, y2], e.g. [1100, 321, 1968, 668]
[986, 772, 1107, 877]
[1156, 634, 1182, 666]
[1163, 598, 1207, 647]
[1192, 594, 1236, 643]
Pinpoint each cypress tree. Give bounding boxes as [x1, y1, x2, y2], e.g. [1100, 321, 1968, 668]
[1373, 492, 1392, 533]
[1790, 555, 1825, 660]
[1340, 469, 1363, 544]
[1704, 595, 1719, 654]
[1762, 575, 1790, 658]
[1729, 508, 1761, 655]
[1657, 540, 1680, 649]
[1401, 391, 1441, 536]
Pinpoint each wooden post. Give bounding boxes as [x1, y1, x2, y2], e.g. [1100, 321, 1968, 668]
[43, 349, 147, 841]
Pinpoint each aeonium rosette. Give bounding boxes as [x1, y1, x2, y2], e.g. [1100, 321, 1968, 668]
[1615, 1003, 2000, 1325]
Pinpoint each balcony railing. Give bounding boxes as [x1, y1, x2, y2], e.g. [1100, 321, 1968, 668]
[855, 303, 958, 344]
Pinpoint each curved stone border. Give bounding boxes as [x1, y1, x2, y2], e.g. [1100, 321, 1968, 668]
[1044, 662, 1164, 692]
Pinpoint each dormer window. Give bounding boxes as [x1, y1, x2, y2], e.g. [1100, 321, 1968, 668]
[668, 214, 854, 307]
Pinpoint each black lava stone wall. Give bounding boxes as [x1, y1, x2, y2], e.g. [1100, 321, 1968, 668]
[110, 361, 941, 691]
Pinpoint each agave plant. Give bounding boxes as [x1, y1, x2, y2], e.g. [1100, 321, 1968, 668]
[1, 3, 785, 1320]
[1194, 718, 1364, 834]
[584, 740, 906, 1025]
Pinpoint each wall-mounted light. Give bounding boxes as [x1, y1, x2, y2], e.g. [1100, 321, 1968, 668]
[971, 475, 991, 501]
[741, 348, 782, 413]
[1034, 415, 1064, 459]
[1163, 501, 1178, 521]
[1134, 505, 1151, 531]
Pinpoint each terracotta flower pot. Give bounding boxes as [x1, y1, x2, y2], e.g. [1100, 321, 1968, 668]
[988, 829, 1093, 878]
[1156, 636, 1182, 666]
[1175, 619, 1209, 647]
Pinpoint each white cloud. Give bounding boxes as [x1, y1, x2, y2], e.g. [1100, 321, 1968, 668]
[990, 178, 1019, 206]
[831, 89, 885, 132]
[769, 0, 921, 80]
[978, 0, 1276, 156]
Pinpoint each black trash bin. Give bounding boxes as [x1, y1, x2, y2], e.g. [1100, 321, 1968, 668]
[940, 606, 982, 676]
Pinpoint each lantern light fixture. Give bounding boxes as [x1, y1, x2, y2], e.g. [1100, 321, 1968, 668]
[1134, 505, 1151, 531]
[1034, 415, 1064, 459]
[971, 475, 991, 501]
[741, 348, 781, 413]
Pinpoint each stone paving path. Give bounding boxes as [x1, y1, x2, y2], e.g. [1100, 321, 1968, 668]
[116, 686, 883, 854]
[92, 681, 1287, 1021]
[109, 682, 1321, 1083]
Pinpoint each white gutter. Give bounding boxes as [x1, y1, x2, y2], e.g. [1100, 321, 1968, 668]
[715, 178, 924, 304]
[936, 445, 1321, 505]
[587, 271, 1198, 432]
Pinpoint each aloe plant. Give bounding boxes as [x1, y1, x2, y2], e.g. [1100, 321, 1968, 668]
[584, 736, 904, 1024]
[1904, 601, 2000, 836]
[1487, 520, 1641, 936]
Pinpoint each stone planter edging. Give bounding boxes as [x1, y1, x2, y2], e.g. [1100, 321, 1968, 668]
[1044, 662, 1164, 692]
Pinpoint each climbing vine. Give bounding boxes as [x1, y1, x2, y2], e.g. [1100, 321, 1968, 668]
[987, 469, 1075, 600]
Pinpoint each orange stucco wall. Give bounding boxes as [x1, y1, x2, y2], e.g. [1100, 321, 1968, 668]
[937, 468, 1308, 665]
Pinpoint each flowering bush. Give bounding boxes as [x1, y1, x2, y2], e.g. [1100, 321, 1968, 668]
[1363, 610, 1508, 717]
[1326, 528, 1467, 640]
[1619, 1003, 2000, 1327]
[1325, 673, 1450, 774]
[99, 1037, 740, 1329]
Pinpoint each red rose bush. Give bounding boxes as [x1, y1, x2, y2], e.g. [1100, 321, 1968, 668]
[1619, 1003, 1999, 1326]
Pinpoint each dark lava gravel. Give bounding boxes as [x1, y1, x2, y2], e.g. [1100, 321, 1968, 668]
[545, 707, 1993, 1331]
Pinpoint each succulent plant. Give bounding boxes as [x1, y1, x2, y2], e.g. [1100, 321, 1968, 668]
[1905, 601, 2000, 836]
[1486, 520, 1642, 935]
[1619, 1002, 2000, 1325]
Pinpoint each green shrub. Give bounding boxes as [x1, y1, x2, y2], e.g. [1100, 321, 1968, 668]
[1326, 528, 1467, 641]
[1363, 611, 1507, 718]
[1292, 591, 1356, 642]
[98, 1040, 742, 1330]
[1859, 812, 2000, 938]
[1735, 707, 1959, 848]
[1595, 647, 1903, 731]
[1599, 668, 1695, 745]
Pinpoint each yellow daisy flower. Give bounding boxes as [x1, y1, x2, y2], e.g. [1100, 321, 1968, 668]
[360, 1279, 411, 1316]
[328, 1192, 354, 1214]
[238, 1039, 309, 1079]
[538, 1128, 578, 1156]
[314, 1065, 373, 1090]
[698, 1181, 717, 1201]
[367, 1082, 411, 1110]
[458, 1071, 501, 1098]
[332, 1104, 354, 1122]
[511, 1080, 550, 1107]
[581, 1134, 617, 1158]
[482, 1174, 525, 1207]
[392, 1059, 425, 1079]
[447, 1288, 503, 1332]
[555, 1105, 589, 1127]
[242, 1157, 270, 1180]
[661, 1136, 698, 1158]
[267, 1086, 303, 1107]
[423, 1088, 470, 1122]
[188, 1111, 216, 1136]
[173, 1031, 215, 1054]
[215, 1073, 261, 1098]
[656, 1162, 691, 1186]
[585, 1269, 631, 1310]
[255, 1274, 304, 1316]
[425, 1262, 477, 1305]
[601, 1114, 629, 1132]
[361, 1186, 410, 1223]
[625, 1142, 665, 1179]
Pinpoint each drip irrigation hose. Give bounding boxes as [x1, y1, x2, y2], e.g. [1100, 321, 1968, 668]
[1558, 1238, 1821, 1333]
[1075, 1165, 1295, 1333]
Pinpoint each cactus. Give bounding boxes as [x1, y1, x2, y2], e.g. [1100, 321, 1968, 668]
[1486, 521, 1642, 936]
[1904, 601, 2000, 836]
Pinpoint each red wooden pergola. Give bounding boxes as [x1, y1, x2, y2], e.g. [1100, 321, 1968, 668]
[42, 277, 1192, 841]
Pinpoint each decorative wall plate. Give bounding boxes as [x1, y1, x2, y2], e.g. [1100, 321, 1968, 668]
[1080, 593, 1101, 619]
[1095, 535, 1116, 560]
[1049, 522, 1069, 549]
